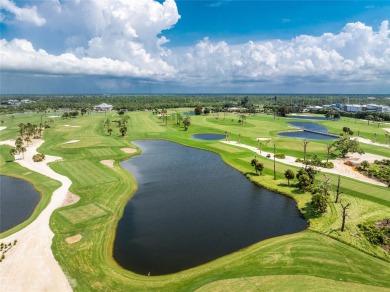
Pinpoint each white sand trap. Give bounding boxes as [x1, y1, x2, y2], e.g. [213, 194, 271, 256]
[48, 116, 60, 118]
[61, 191, 80, 207]
[63, 140, 80, 144]
[63, 125, 81, 128]
[353, 137, 390, 148]
[0, 138, 72, 291]
[121, 148, 137, 154]
[0, 126, 6, 131]
[101, 159, 115, 168]
[256, 138, 271, 141]
[384, 128, 390, 134]
[65, 234, 82, 244]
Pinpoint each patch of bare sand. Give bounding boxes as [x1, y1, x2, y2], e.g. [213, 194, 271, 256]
[65, 234, 82, 244]
[61, 191, 80, 207]
[121, 148, 137, 154]
[63, 139, 80, 144]
[63, 125, 81, 128]
[101, 159, 114, 168]
[0, 138, 72, 291]
[0, 126, 6, 131]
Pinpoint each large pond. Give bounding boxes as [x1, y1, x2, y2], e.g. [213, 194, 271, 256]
[114, 140, 307, 275]
[278, 122, 337, 140]
[0, 176, 40, 232]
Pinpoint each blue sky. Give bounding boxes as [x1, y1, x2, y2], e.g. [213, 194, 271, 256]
[1, 0, 390, 94]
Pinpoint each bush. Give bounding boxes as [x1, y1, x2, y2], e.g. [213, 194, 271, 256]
[32, 154, 45, 162]
[274, 153, 285, 159]
[358, 223, 390, 245]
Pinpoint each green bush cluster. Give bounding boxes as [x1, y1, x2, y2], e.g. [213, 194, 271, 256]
[358, 159, 390, 187]
[32, 153, 45, 162]
[274, 153, 285, 159]
[358, 223, 390, 246]
[295, 158, 334, 169]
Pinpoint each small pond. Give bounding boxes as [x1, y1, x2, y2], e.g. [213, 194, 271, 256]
[192, 133, 227, 140]
[114, 140, 307, 275]
[0, 176, 40, 232]
[278, 122, 337, 140]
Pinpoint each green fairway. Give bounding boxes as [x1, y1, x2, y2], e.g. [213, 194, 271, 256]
[59, 203, 108, 224]
[53, 159, 118, 187]
[1, 110, 390, 291]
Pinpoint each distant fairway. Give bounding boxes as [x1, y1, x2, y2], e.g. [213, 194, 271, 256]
[196, 275, 390, 292]
[88, 148, 117, 157]
[59, 203, 108, 224]
[54, 159, 118, 187]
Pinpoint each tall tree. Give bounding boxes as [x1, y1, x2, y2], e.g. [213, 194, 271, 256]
[302, 139, 309, 162]
[335, 175, 342, 203]
[331, 137, 364, 158]
[284, 169, 295, 186]
[183, 116, 191, 131]
[340, 202, 351, 232]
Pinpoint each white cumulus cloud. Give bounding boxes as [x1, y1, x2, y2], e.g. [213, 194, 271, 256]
[169, 20, 390, 88]
[0, 0, 46, 26]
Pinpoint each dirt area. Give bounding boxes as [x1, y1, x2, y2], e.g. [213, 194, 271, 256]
[61, 191, 80, 207]
[0, 138, 72, 291]
[101, 159, 115, 168]
[121, 148, 137, 154]
[65, 234, 82, 244]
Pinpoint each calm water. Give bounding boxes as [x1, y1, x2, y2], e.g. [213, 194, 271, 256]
[278, 122, 336, 140]
[0, 176, 40, 232]
[114, 140, 307, 275]
[192, 133, 226, 140]
[287, 115, 339, 121]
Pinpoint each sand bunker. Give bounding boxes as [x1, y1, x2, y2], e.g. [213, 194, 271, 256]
[63, 140, 80, 144]
[256, 138, 271, 141]
[63, 125, 81, 128]
[101, 160, 115, 168]
[65, 234, 82, 244]
[61, 192, 80, 207]
[48, 116, 60, 118]
[121, 148, 137, 154]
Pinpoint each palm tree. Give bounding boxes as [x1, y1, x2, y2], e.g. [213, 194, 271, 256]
[302, 139, 309, 162]
[10, 148, 18, 157]
[119, 126, 127, 137]
[19, 146, 27, 159]
[183, 116, 191, 131]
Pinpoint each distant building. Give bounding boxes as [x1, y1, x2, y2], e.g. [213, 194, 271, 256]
[93, 103, 113, 112]
[20, 99, 32, 104]
[344, 104, 362, 112]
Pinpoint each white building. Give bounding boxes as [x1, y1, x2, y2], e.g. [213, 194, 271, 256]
[93, 103, 113, 111]
[345, 104, 363, 112]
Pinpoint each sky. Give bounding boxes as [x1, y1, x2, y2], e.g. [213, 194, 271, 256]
[0, 0, 390, 94]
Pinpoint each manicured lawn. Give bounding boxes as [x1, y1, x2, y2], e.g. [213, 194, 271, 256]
[1, 110, 390, 290]
[59, 203, 108, 224]
[52, 159, 118, 187]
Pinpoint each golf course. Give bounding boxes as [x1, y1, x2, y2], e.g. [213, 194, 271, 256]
[1, 109, 389, 291]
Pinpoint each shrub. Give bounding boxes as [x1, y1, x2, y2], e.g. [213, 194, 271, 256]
[274, 153, 285, 159]
[32, 154, 45, 162]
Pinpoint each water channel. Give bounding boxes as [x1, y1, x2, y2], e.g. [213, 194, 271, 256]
[114, 140, 307, 275]
[0, 175, 40, 232]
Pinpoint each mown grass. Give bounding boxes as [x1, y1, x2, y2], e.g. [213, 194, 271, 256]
[58, 203, 108, 224]
[1, 109, 390, 290]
